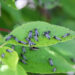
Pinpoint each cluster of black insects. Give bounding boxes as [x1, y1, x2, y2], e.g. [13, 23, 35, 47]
[1, 28, 70, 72]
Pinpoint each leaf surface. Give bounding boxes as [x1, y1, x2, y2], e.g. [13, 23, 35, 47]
[0, 64, 27, 75]
[4, 21, 75, 47]
[0, 46, 18, 69]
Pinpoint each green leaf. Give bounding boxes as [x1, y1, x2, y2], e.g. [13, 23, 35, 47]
[4, 21, 75, 47]
[60, 0, 75, 18]
[0, 46, 19, 70]
[6, 45, 75, 74]
[0, 64, 27, 75]
[51, 39, 75, 62]
[4, 21, 75, 74]
[0, 0, 16, 9]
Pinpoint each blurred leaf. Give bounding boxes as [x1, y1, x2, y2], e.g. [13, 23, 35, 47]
[20, 7, 43, 22]
[0, 34, 3, 42]
[1, 1, 24, 24]
[0, 64, 27, 75]
[50, 8, 75, 31]
[60, 0, 75, 18]
[0, 46, 19, 69]
[0, 0, 16, 9]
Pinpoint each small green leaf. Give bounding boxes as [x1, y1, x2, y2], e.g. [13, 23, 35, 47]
[0, 64, 27, 75]
[4, 21, 75, 47]
[0, 46, 19, 69]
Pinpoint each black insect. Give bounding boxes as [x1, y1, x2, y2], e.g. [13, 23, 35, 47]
[30, 47, 39, 50]
[49, 58, 53, 66]
[44, 31, 51, 39]
[26, 38, 30, 42]
[12, 45, 15, 50]
[53, 68, 56, 72]
[1, 53, 5, 58]
[18, 41, 27, 44]
[29, 40, 36, 46]
[13, 36, 19, 42]
[22, 46, 26, 53]
[28, 31, 32, 39]
[5, 35, 13, 41]
[53, 36, 61, 41]
[21, 53, 27, 61]
[47, 31, 50, 34]
[20, 59, 27, 64]
[6, 49, 13, 53]
[35, 28, 39, 36]
[34, 35, 38, 41]
[26, 38, 36, 46]
[62, 33, 70, 38]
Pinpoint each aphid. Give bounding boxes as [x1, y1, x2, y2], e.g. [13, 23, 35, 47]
[5, 35, 13, 41]
[20, 53, 27, 60]
[44, 31, 50, 39]
[34, 35, 38, 41]
[25, 38, 30, 42]
[49, 58, 53, 66]
[35, 28, 39, 36]
[53, 36, 61, 41]
[53, 68, 56, 72]
[1, 53, 5, 58]
[6, 49, 13, 53]
[18, 41, 27, 44]
[30, 47, 39, 50]
[20, 59, 27, 64]
[47, 31, 50, 34]
[28, 31, 32, 39]
[29, 40, 36, 46]
[11, 45, 15, 50]
[13, 36, 19, 42]
[22, 46, 26, 53]
[26, 38, 36, 46]
[62, 33, 70, 38]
